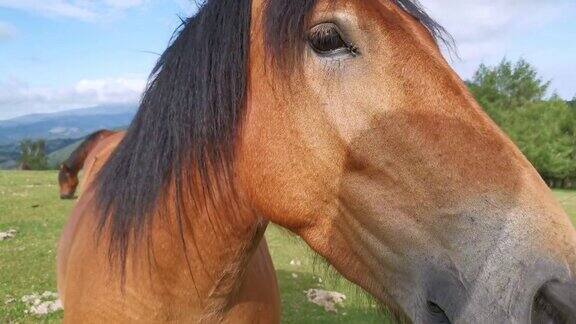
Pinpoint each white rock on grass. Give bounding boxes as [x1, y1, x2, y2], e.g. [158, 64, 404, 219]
[304, 289, 346, 313]
[29, 300, 63, 316]
[0, 229, 17, 241]
[290, 259, 302, 267]
[21, 292, 63, 316]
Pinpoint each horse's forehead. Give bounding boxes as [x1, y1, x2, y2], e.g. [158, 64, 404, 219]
[251, 0, 403, 24]
[275, 0, 402, 21]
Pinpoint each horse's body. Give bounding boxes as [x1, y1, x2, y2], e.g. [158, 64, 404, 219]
[57, 132, 280, 323]
[58, 0, 576, 323]
[58, 129, 118, 199]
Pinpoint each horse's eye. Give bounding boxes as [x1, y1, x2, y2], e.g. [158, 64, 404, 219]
[308, 23, 356, 56]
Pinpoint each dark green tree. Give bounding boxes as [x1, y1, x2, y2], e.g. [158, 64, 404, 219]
[20, 139, 48, 170]
[469, 58, 550, 115]
[503, 98, 576, 186]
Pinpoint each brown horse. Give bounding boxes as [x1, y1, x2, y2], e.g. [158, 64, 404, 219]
[58, 129, 117, 199]
[58, 0, 576, 323]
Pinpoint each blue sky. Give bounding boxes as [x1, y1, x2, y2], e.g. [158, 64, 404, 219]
[0, 0, 575, 120]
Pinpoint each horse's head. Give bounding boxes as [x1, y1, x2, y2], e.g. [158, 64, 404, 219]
[59, 163, 78, 199]
[237, 0, 576, 321]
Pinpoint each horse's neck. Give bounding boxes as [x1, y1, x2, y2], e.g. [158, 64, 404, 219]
[145, 185, 267, 320]
[66, 135, 105, 171]
[65, 146, 91, 172]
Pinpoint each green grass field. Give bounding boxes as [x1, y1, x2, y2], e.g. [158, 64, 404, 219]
[1, 171, 575, 323]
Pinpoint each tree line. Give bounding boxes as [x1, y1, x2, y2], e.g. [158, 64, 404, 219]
[18, 59, 576, 189]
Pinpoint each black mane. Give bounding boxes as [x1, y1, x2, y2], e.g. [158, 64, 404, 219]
[95, 0, 450, 267]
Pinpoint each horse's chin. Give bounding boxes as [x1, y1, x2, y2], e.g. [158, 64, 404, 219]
[60, 194, 76, 200]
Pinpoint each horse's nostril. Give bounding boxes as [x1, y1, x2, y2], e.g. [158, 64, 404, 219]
[532, 280, 576, 324]
[427, 301, 451, 323]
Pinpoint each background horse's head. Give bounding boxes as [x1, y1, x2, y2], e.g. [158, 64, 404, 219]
[238, 0, 576, 322]
[59, 130, 116, 200]
[59, 163, 78, 199]
[96, 0, 576, 322]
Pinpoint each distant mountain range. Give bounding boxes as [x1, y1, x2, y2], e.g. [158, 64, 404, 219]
[0, 104, 136, 145]
[0, 104, 136, 169]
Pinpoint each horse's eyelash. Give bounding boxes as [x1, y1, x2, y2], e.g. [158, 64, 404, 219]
[308, 26, 358, 54]
[347, 44, 360, 56]
[309, 31, 360, 57]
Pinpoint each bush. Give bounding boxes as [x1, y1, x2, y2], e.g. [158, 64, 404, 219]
[19, 139, 49, 170]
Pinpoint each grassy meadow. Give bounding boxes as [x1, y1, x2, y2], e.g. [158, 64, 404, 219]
[1, 170, 576, 323]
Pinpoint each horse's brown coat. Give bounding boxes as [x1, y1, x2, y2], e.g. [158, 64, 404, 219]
[58, 133, 280, 323]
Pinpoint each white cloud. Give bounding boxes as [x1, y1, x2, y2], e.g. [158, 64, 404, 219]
[0, 77, 146, 120]
[0, 21, 17, 40]
[419, 0, 576, 97]
[421, 0, 573, 44]
[74, 78, 146, 102]
[0, 0, 147, 21]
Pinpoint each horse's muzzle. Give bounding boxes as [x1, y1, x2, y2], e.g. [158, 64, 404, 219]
[419, 260, 576, 324]
[422, 280, 576, 324]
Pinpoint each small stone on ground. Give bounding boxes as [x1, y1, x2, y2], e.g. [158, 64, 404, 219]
[0, 229, 17, 241]
[304, 289, 346, 313]
[290, 259, 302, 266]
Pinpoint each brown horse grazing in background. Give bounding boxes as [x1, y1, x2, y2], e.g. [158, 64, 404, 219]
[58, 0, 576, 323]
[58, 129, 117, 199]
